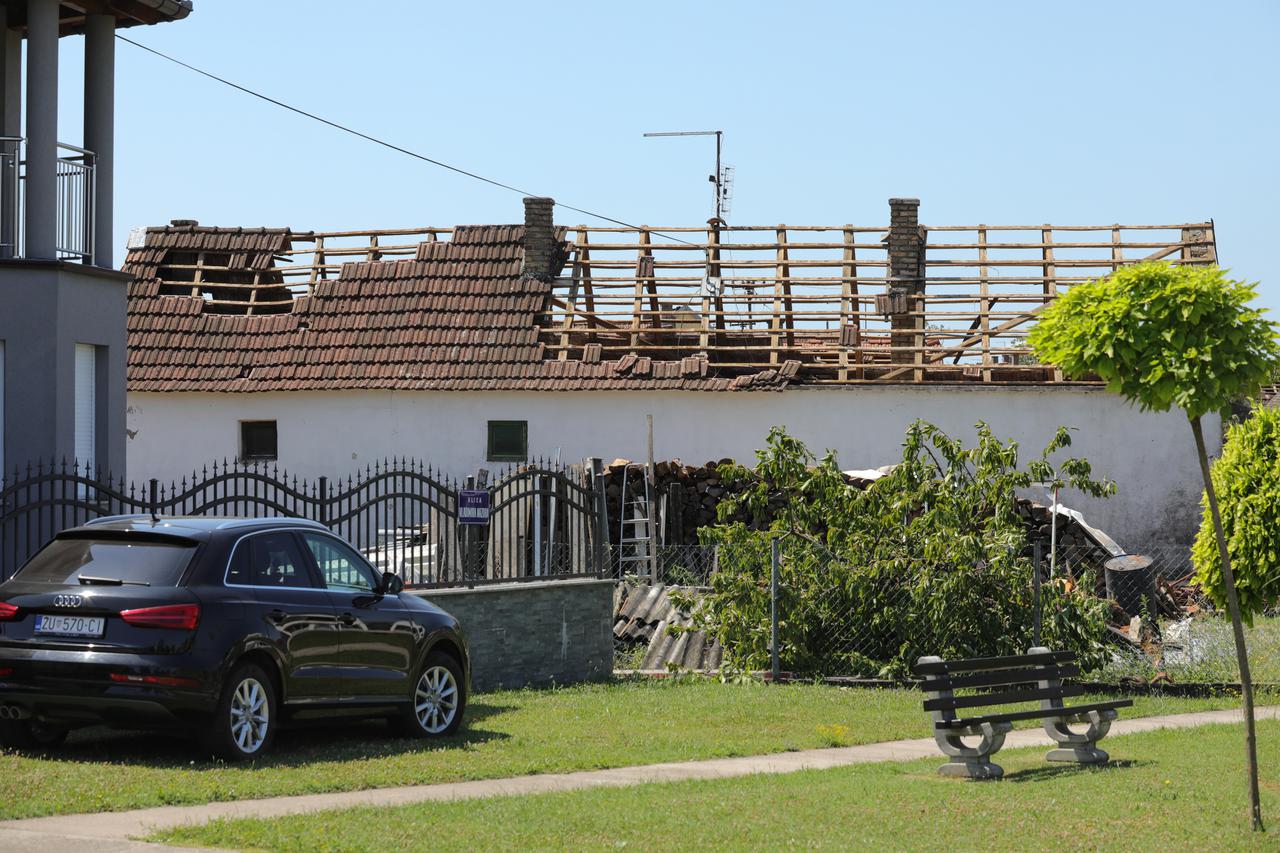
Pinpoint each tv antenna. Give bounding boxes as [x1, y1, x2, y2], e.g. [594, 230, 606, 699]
[643, 130, 732, 222]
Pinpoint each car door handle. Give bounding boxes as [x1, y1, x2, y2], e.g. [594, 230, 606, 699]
[339, 612, 357, 625]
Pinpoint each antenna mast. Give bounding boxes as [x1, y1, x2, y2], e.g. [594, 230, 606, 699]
[643, 130, 729, 222]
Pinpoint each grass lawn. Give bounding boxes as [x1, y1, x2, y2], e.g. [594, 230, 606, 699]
[1095, 615, 1280, 684]
[154, 720, 1280, 852]
[0, 678, 1262, 820]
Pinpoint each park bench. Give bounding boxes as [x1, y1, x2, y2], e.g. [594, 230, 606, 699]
[913, 647, 1133, 779]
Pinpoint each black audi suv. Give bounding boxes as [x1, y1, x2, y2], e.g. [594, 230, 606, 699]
[0, 516, 469, 760]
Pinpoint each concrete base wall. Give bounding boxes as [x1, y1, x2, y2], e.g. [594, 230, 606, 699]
[413, 578, 614, 692]
[126, 387, 1223, 551]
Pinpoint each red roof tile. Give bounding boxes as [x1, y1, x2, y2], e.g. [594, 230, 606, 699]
[124, 223, 787, 394]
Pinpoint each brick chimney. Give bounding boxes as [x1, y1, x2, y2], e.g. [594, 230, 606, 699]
[884, 197, 926, 366]
[521, 196, 561, 281]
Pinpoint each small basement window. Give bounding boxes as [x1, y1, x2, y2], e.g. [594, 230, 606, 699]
[240, 420, 278, 462]
[487, 420, 528, 462]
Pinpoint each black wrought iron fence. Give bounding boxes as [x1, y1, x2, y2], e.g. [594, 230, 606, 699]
[0, 458, 608, 586]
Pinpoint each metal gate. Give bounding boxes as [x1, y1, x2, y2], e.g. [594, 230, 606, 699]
[0, 459, 608, 586]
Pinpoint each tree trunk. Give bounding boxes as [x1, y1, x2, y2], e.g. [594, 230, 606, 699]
[1190, 414, 1263, 832]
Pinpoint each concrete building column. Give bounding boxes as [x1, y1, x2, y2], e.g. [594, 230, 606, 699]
[0, 9, 21, 258]
[24, 0, 58, 259]
[84, 14, 115, 268]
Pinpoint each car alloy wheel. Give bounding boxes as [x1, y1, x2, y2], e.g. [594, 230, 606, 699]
[229, 676, 270, 754]
[414, 665, 459, 734]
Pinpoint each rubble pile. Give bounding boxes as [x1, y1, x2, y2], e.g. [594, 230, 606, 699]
[613, 584, 723, 672]
[606, 458, 1213, 678]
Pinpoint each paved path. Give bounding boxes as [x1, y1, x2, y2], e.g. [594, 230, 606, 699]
[2, 705, 1276, 848]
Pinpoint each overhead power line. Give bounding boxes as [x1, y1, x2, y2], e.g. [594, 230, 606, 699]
[115, 35, 698, 246]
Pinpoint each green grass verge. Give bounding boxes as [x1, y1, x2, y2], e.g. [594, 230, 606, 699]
[1094, 615, 1280, 684]
[153, 720, 1280, 852]
[0, 678, 1259, 820]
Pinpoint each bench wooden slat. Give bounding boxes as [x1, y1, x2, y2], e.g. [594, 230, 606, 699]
[913, 650, 1074, 676]
[923, 683, 1084, 712]
[935, 699, 1134, 731]
[927, 663, 1081, 691]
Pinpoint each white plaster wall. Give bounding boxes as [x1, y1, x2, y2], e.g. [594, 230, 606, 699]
[125, 387, 1220, 551]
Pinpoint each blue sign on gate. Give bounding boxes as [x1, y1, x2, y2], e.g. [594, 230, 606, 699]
[458, 489, 491, 525]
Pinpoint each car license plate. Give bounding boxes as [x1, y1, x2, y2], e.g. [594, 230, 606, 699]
[34, 614, 105, 638]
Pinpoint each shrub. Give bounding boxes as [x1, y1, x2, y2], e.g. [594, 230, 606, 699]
[1192, 406, 1280, 620]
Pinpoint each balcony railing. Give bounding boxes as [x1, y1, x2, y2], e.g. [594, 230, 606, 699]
[0, 136, 97, 264]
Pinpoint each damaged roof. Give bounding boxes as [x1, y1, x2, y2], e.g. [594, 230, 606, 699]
[124, 221, 793, 393]
[124, 197, 1216, 393]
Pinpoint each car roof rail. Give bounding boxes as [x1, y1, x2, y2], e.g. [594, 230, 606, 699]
[210, 517, 329, 531]
[82, 514, 152, 526]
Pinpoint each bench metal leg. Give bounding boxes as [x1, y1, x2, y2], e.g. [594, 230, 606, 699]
[1043, 709, 1117, 765]
[933, 721, 1011, 780]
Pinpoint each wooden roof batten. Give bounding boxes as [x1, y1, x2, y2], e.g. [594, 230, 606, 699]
[125, 207, 1219, 391]
[546, 217, 1218, 386]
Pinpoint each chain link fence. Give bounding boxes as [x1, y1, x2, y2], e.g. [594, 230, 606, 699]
[615, 537, 1280, 687]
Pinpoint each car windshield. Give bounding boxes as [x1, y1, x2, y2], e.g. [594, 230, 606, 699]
[13, 536, 198, 587]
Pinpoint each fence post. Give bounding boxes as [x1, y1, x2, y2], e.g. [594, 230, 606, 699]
[771, 535, 781, 683]
[317, 476, 329, 527]
[1032, 540, 1043, 648]
[461, 475, 476, 578]
[591, 457, 607, 578]
[148, 479, 159, 520]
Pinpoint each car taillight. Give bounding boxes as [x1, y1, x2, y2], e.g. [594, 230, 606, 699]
[0, 602, 19, 621]
[119, 604, 200, 630]
[110, 672, 200, 688]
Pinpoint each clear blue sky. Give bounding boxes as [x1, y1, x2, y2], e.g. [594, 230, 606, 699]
[54, 0, 1280, 308]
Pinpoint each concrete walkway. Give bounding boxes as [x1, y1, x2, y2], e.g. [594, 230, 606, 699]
[2, 705, 1275, 849]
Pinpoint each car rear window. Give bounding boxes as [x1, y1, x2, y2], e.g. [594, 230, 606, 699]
[14, 536, 198, 587]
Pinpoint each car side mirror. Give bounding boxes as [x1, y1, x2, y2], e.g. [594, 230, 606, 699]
[380, 572, 404, 596]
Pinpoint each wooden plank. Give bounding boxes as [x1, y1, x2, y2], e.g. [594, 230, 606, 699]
[1042, 227, 1063, 381]
[312, 235, 326, 287]
[577, 230, 596, 339]
[923, 683, 1085, 712]
[929, 663, 1081, 691]
[937, 699, 1133, 731]
[245, 269, 261, 316]
[708, 222, 725, 333]
[557, 261, 583, 361]
[770, 226, 787, 365]
[879, 305, 1049, 382]
[978, 225, 991, 382]
[839, 226, 858, 381]
[629, 227, 651, 352]
[914, 650, 1073, 675]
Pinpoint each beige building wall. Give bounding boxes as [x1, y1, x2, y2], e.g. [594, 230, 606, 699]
[125, 386, 1221, 551]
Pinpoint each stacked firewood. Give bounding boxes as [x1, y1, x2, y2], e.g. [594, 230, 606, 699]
[1016, 501, 1115, 580]
[602, 458, 752, 545]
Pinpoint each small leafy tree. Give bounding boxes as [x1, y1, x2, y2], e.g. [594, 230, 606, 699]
[1192, 406, 1280, 619]
[674, 422, 1113, 677]
[1030, 261, 1280, 831]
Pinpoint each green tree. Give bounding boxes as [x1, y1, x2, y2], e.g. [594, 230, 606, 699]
[1029, 261, 1280, 831]
[1192, 406, 1280, 619]
[674, 422, 1113, 678]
